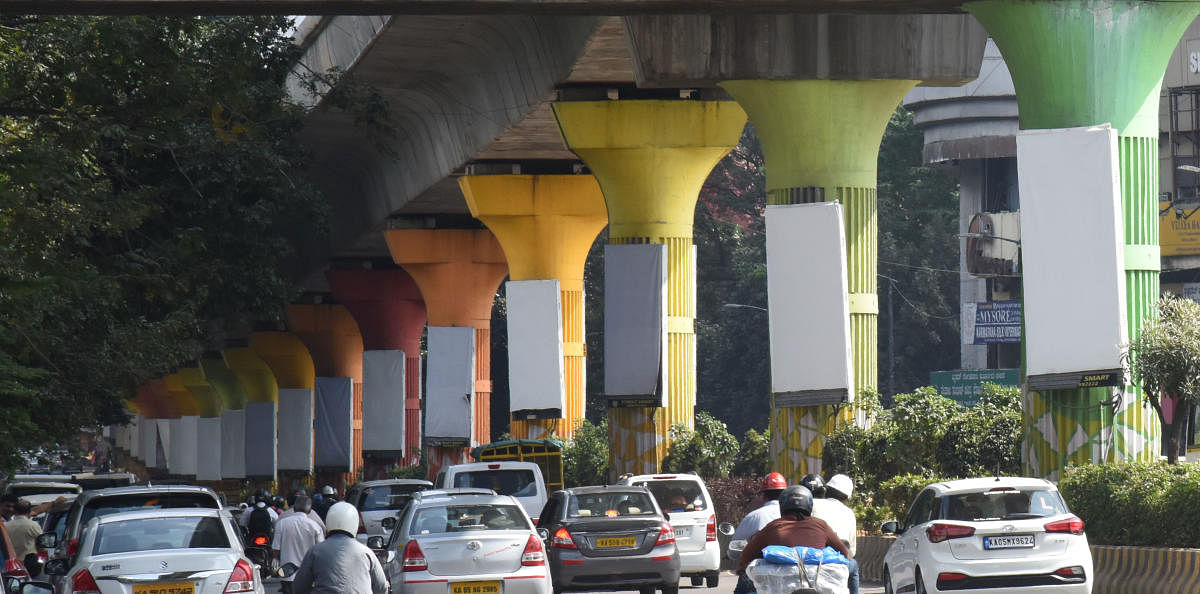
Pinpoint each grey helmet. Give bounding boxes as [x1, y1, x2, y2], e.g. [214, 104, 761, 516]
[778, 485, 814, 517]
[799, 474, 826, 499]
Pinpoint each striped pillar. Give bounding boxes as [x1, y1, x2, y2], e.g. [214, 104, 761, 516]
[721, 79, 916, 480]
[966, 0, 1200, 476]
[460, 174, 608, 440]
[552, 100, 746, 474]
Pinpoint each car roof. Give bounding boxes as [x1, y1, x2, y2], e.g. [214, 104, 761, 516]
[6, 481, 82, 490]
[356, 479, 433, 488]
[446, 462, 540, 472]
[411, 492, 515, 507]
[926, 477, 1056, 495]
[565, 485, 652, 496]
[619, 473, 702, 482]
[78, 484, 220, 502]
[92, 507, 225, 525]
[414, 488, 496, 499]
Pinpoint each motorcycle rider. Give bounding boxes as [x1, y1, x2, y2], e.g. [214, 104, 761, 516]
[732, 473, 787, 541]
[292, 501, 388, 594]
[737, 485, 850, 574]
[273, 495, 324, 594]
[817, 474, 859, 594]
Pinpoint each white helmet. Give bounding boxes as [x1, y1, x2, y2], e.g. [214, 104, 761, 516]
[322, 485, 336, 496]
[827, 474, 853, 500]
[325, 501, 359, 536]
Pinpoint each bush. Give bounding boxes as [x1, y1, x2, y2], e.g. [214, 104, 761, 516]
[875, 473, 950, 525]
[563, 419, 609, 487]
[732, 428, 771, 477]
[936, 383, 1022, 478]
[663, 411, 740, 479]
[707, 476, 762, 528]
[1059, 461, 1200, 547]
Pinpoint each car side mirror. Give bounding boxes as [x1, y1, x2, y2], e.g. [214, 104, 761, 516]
[43, 559, 70, 577]
[381, 517, 396, 531]
[367, 536, 386, 550]
[717, 522, 735, 537]
[278, 563, 299, 578]
[536, 528, 549, 541]
[880, 521, 899, 535]
[36, 533, 58, 550]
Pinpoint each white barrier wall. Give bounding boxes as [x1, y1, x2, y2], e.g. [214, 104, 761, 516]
[244, 402, 277, 479]
[196, 417, 222, 481]
[426, 326, 476, 447]
[1017, 125, 1128, 390]
[766, 202, 854, 406]
[363, 350, 406, 455]
[277, 388, 314, 472]
[220, 409, 246, 479]
[128, 415, 142, 460]
[507, 280, 566, 420]
[169, 416, 199, 476]
[154, 419, 171, 470]
[604, 244, 669, 407]
[314, 377, 353, 470]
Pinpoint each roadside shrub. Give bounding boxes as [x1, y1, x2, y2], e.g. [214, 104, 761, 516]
[732, 428, 771, 477]
[563, 418, 609, 487]
[1059, 461, 1200, 547]
[937, 383, 1021, 478]
[875, 473, 949, 524]
[663, 411, 740, 479]
[822, 424, 866, 480]
[707, 476, 761, 528]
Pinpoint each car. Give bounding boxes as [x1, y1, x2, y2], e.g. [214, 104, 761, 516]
[3, 483, 82, 510]
[537, 486, 680, 594]
[43, 508, 263, 594]
[616, 473, 720, 588]
[375, 489, 550, 594]
[881, 477, 1094, 594]
[346, 479, 433, 543]
[437, 462, 548, 523]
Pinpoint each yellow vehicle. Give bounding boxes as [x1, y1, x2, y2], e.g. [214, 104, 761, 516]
[471, 439, 564, 492]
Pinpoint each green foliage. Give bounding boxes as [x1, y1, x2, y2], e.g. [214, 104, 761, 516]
[706, 476, 761, 533]
[875, 473, 950, 525]
[1059, 461, 1200, 547]
[936, 384, 1022, 477]
[663, 411, 740, 479]
[732, 428, 771, 477]
[1127, 295, 1200, 461]
[563, 419, 609, 487]
[389, 461, 429, 481]
[853, 387, 961, 486]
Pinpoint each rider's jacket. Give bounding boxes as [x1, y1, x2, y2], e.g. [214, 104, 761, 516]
[736, 515, 851, 573]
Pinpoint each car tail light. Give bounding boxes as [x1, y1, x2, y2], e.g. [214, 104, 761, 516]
[73, 569, 102, 594]
[37, 551, 48, 564]
[1045, 516, 1085, 535]
[655, 522, 676, 546]
[67, 538, 80, 557]
[3, 559, 27, 578]
[937, 572, 968, 583]
[551, 527, 577, 549]
[402, 539, 428, 572]
[706, 515, 716, 542]
[926, 523, 975, 543]
[521, 534, 546, 566]
[252, 535, 269, 546]
[1054, 566, 1086, 579]
[224, 560, 255, 593]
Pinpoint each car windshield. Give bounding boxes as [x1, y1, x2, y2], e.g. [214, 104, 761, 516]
[567, 492, 657, 518]
[634, 480, 709, 512]
[944, 488, 1068, 521]
[410, 504, 530, 534]
[452, 470, 537, 497]
[358, 485, 427, 511]
[93, 516, 229, 555]
[82, 493, 220, 526]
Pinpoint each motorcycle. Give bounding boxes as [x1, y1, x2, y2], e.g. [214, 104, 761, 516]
[716, 522, 848, 594]
[244, 530, 274, 581]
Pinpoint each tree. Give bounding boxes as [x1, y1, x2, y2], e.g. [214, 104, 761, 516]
[0, 16, 333, 470]
[662, 411, 740, 479]
[1127, 295, 1200, 463]
[563, 418, 609, 487]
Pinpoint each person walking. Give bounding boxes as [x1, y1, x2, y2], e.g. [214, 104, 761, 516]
[292, 502, 388, 594]
[273, 496, 325, 594]
[6, 499, 42, 575]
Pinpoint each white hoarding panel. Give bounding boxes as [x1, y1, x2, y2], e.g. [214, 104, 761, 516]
[507, 280, 566, 420]
[426, 326, 476, 447]
[155, 419, 171, 470]
[604, 244, 668, 408]
[196, 417, 222, 481]
[315, 377, 353, 471]
[169, 416, 198, 476]
[128, 416, 142, 459]
[363, 350, 406, 454]
[1018, 125, 1128, 390]
[220, 409, 246, 479]
[277, 388, 314, 472]
[244, 402, 277, 479]
[766, 202, 854, 406]
[140, 417, 156, 466]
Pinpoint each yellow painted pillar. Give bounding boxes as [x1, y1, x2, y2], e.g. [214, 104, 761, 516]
[223, 347, 281, 481]
[552, 100, 746, 474]
[460, 174, 608, 439]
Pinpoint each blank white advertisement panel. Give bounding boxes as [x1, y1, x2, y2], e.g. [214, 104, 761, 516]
[604, 244, 668, 407]
[196, 417, 222, 481]
[315, 377, 353, 470]
[244, 402, 277, 479]
[507, 280, 566, 419]
[128, 416, 142, 460]
[363, 350, 406, 454]
[277, 388, 314, 472]
[170, 416, 198, 477]
[220, 409, 246, 479]
[426, 326, 476, 446]
[1017, 125, 1127, 390]
[155, 419, 171, 470]
[766, 202, 854, 406]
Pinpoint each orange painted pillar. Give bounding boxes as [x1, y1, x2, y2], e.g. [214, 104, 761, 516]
[286, 304, 364, 490]
[385, 229, 508, 476]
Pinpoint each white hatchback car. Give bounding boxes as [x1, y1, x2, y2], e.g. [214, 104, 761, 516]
[616, 474, 720, 588]
[881, 477, 1093, 594]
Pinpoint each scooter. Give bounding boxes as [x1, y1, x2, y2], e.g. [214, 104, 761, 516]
[717, 522, 848, 594]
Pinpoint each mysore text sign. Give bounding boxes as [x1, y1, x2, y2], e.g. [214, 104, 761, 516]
[961, 301, 1021, 344]
[929, 369, 1020, 407]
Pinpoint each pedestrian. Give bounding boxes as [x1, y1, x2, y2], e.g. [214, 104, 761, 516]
[273, 496, 325, 594]
[5, 499, 42, 575]
[0, 494, 17, 522]
[292, 502, 387, 594]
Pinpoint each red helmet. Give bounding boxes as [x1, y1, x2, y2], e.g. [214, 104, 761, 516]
[762, 472, 787, 490]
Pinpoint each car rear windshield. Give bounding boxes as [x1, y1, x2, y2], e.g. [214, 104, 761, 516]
[93, 516, 229, 555]
[452, 470, 538, 498]
[83, 493, 220, 526]
[358, 484, 427, 511]
[9, 486, 78, 497]
[567, 492, 657, 518]
[943, 488, 1068, 521]
[634, 480, 709, 512]
[411, 504, 531, 533]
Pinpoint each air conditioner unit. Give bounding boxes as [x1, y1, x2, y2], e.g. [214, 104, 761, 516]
[965, 211, 1020, 277]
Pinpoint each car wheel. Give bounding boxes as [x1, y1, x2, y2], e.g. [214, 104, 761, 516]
[705, 571, 719, 588]
[661, 584, 679, 594]
[915, 568, 928, 594]
[883, 568, 893, 594]
[690, 576, 703, 587]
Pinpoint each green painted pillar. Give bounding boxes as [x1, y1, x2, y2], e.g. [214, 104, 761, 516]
[966, 0, 1200, 476]
[720, 79, 917, 480]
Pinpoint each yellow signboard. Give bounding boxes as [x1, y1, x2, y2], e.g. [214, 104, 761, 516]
[1160, 201, 1200, 256]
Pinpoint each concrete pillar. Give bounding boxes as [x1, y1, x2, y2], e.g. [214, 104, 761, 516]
[200, 354, 248, 479]
[966, 0, 1200, 477]
[179, 366, 224, 482]
[250, 332, 318, 485]
[552, 100, 746, 474]
[385, 229, 508, 475]
[326, 268, 428, 474]
[286, 303, 364, 489]
[460, 174, 608, 440]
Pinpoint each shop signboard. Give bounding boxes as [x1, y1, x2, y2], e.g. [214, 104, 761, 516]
[961, 301, 1022, 345]
[929, 368, 1020, 407]
[1161, 200, 1200, 256]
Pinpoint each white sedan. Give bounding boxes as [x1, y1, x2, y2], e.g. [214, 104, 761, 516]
[45, 508, 264, 594]
[881, 477, 1093, 594]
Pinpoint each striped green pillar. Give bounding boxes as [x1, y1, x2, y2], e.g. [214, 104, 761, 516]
[721, 79, 917, 480]
[966, 0, 1200, 477]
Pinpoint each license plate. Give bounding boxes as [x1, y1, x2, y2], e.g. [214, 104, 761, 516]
[983, 534, 1035, 549]
[674, 526, 691, 538]
[450, 581, 501, 594]
[133, 582, 195, 594]
[596, 536, 637, 548]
